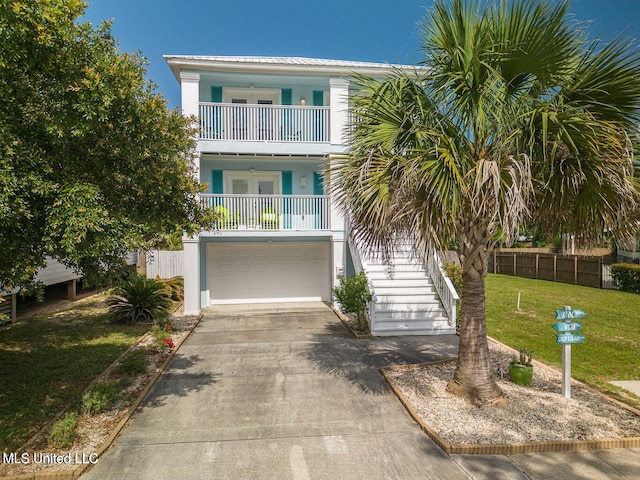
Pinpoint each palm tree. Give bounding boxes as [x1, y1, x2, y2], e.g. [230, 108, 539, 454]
[329, 0, 640, 403]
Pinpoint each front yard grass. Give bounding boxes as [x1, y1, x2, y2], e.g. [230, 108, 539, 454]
[485, 274, 640, 409]
[0, 294, 148, 452]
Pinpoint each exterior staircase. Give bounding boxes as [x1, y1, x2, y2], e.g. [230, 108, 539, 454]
[349, 242, 458, 336]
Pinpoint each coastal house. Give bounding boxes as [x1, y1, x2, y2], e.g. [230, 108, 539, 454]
[165, 55, 458, 335]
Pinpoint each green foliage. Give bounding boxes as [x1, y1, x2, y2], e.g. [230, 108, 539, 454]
[611, 263, 640, 294]
[117, 349, 148, 376]
[443, 262, 462, 293]
[81, 380, 123, 414]
[329, 0, 640, 401]
[332, 272, 373, 330]
[157, 276, 184, 302]
[151, 322, 175, 350]
[48, 412, 79, 448]
[108, 276, 172, 323]
[510, 349, 533, 367]
[0, 0, 214, 293]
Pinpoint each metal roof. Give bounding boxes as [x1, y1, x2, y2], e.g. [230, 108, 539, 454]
[163, 55, 423, 81]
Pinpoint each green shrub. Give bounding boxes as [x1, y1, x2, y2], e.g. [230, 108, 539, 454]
[108, 275, 172, 323]
[332, 272, 373, 331]
[49, 412, 78, 448]
[157, 276, 184, 302]
[443, 262, 462, 293]
[82, 380, 123, 414]
[117, 349, 147, 376]
[151, 322, 175, 350]
[611, 263, 640, 294]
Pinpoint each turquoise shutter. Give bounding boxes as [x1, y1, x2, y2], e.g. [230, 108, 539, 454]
[313, 172, 324, 195]
[312, 91, 324, 141]
[282, 171, 292, 194]
[281, 89, 292, 140]
[211, 170, 223, 194]
[210, 87, 223, 138]
[281, 88, 292, 105]
[211, 86, 223, 103]
[282, 171, 292, 229]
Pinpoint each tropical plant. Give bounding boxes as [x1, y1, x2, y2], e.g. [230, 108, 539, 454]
[329, 0, 640, 403]
[332, 272, 373, 331]
[108, 276, 173, 323]
[157, 276, 184, 302]
[510, 349, 533, 367]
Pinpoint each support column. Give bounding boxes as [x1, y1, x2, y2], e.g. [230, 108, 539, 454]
[11, 293, 16, 322]
[182, 235, 201, 315]
[329, 78, 350, 147]
[67, 279, 77, 301]
[180, 71, 201, 179]
[331, 235, 346, 307]
[180, 71, 200, 118]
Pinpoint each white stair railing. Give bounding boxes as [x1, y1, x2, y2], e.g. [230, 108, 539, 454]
[426, 252, 460, 326]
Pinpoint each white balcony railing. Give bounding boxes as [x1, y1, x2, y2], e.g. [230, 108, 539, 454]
[199, 103, 330, 143]
[200, 194, 330, 231]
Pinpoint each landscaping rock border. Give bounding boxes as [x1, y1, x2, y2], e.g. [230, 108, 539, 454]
[381, 338, 640, 455]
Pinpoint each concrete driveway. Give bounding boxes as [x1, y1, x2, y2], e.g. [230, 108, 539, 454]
[82, 303, 640, 479]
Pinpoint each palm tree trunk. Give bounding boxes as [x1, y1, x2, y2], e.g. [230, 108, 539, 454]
[447, 223, 506, 404]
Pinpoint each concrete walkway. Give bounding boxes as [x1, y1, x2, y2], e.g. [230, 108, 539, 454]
[82, 303, 640, 479]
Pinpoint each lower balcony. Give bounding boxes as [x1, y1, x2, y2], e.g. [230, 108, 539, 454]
[200, 194, 330, 231]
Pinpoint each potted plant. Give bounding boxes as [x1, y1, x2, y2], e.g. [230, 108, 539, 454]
[509, 348, 534, 386]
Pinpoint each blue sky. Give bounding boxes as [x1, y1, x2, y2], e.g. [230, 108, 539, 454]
[81, 0, 640, 109]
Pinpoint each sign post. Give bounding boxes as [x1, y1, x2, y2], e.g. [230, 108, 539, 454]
[554, 306, 586, 398]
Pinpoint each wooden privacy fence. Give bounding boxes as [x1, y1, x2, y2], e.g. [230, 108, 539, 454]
[488, 251, 612, 289]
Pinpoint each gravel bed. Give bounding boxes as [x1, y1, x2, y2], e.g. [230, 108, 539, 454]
[385, 339, 640, 445]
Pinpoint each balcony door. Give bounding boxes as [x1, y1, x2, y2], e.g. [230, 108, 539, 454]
[226, 171, 281, 228]
[225, 89, 280, 141]
[226, 171, 280, 195]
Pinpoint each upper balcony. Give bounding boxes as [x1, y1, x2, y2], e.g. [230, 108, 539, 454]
[199, 102, 330, 143]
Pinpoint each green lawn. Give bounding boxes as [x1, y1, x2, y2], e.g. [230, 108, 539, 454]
[0, 294, 148, 451]
[485, 274, 640, 408]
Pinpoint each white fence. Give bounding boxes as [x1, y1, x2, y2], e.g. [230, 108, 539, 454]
[146, 250, 183, 279]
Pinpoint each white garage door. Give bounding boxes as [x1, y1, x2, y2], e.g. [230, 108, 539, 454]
[207, 242, 330, 304]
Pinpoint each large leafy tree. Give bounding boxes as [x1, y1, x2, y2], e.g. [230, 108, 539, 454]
[0, 0, 212, 292]
[329, 0, 640, 403]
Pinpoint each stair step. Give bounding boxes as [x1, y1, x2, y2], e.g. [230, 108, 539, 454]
[373, 318, 454, 336]
[374, 286, 436, 296]
[373, 308, 445, 319]
[368, 272, 429, 282]
[374, 294, 440, 303]
[370, 278, 432, 288]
